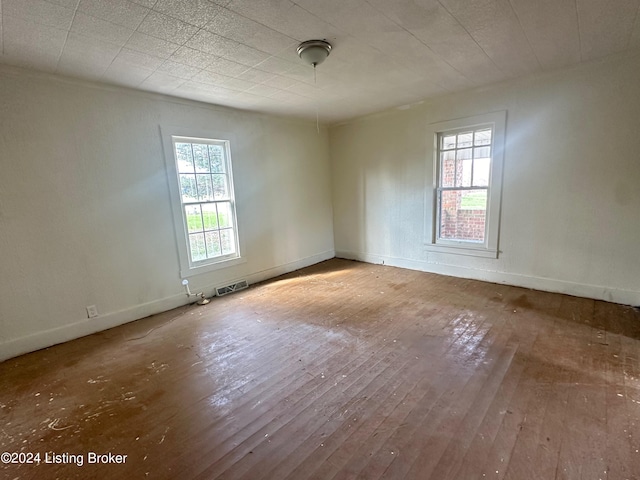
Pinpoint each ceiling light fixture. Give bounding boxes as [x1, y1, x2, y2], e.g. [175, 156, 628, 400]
[297, 39, 332, 134]
[297, 39, 332, 68]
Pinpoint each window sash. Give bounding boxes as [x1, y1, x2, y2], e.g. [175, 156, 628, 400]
[184, 200, 237, 263]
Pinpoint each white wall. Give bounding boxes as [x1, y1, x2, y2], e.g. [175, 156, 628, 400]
[4, 48, 640, 362]
[0, 65, 334, 361]
[330, 51, 640, 306]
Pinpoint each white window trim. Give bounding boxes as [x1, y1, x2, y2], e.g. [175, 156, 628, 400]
[424, 111, 506, 258]
[161, 126, 245, 278]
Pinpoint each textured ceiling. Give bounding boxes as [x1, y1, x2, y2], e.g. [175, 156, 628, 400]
[1, 0, 640, 123]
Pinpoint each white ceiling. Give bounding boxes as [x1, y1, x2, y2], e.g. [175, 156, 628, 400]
[1, 0, 639, 123]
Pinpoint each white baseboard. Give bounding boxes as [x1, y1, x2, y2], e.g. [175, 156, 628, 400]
[0, 249, 335, 363]
[204, 249, 336, 293]
[245, 249, 336, 285]
[0, 293, 193, 363]
[336, 250, 640, 306]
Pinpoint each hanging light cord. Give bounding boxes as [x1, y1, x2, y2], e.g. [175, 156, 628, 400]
[296, 40, 332, 135]
[314, 64, 319, 134]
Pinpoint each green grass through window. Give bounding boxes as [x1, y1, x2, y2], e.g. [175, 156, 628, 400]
[186, 211, 230, 231]
[460, 191, 487, 209]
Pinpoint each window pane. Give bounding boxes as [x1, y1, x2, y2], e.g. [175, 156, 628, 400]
[185, 204, 202, 233]
[473, 157, 491, 187]
[439, 190, 486, 242]
[209, 145, 225, 173]
[474, 129, 492, 146]
[457, 132, 473, 147]
[220, 229, 236, 255]
[212, 174, 229, 200]
[217, 202, 232, 228]
[189, 233, 206, 262]
[456, 148, 472, 160]
[193, 144, 210, 173]
[202, 203, 218, 230]
[461, 160, 472, 187]
[442, 134, 456, 150]
[205, 231, 221, 258]
[180, 174, 197, 202]
[175, 143, 194, 173]
[441, 151, 455, 187]
[456, 148, 472, 187]
[474, 146, 491, 159]
[196, 174, 213, 201]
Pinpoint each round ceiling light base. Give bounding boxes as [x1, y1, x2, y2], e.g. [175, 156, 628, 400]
[297, 40, 332, 67]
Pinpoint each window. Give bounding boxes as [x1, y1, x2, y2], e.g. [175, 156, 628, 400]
[425, 111, 506, 258]
[438, 126, 492, 242]
[163, 129, 241, 277]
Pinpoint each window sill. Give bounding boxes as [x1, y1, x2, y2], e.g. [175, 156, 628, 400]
[424, 243, 498, 259]
[181, 255, 246, 278]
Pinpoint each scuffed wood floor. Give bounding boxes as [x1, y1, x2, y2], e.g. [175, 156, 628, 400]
[2, 258, 640, 479]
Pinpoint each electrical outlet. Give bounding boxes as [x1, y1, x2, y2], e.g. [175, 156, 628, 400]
[86, 305, 99, 318]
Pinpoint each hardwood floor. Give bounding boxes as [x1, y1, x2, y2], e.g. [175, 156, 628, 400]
[1, 258, 640, 479]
